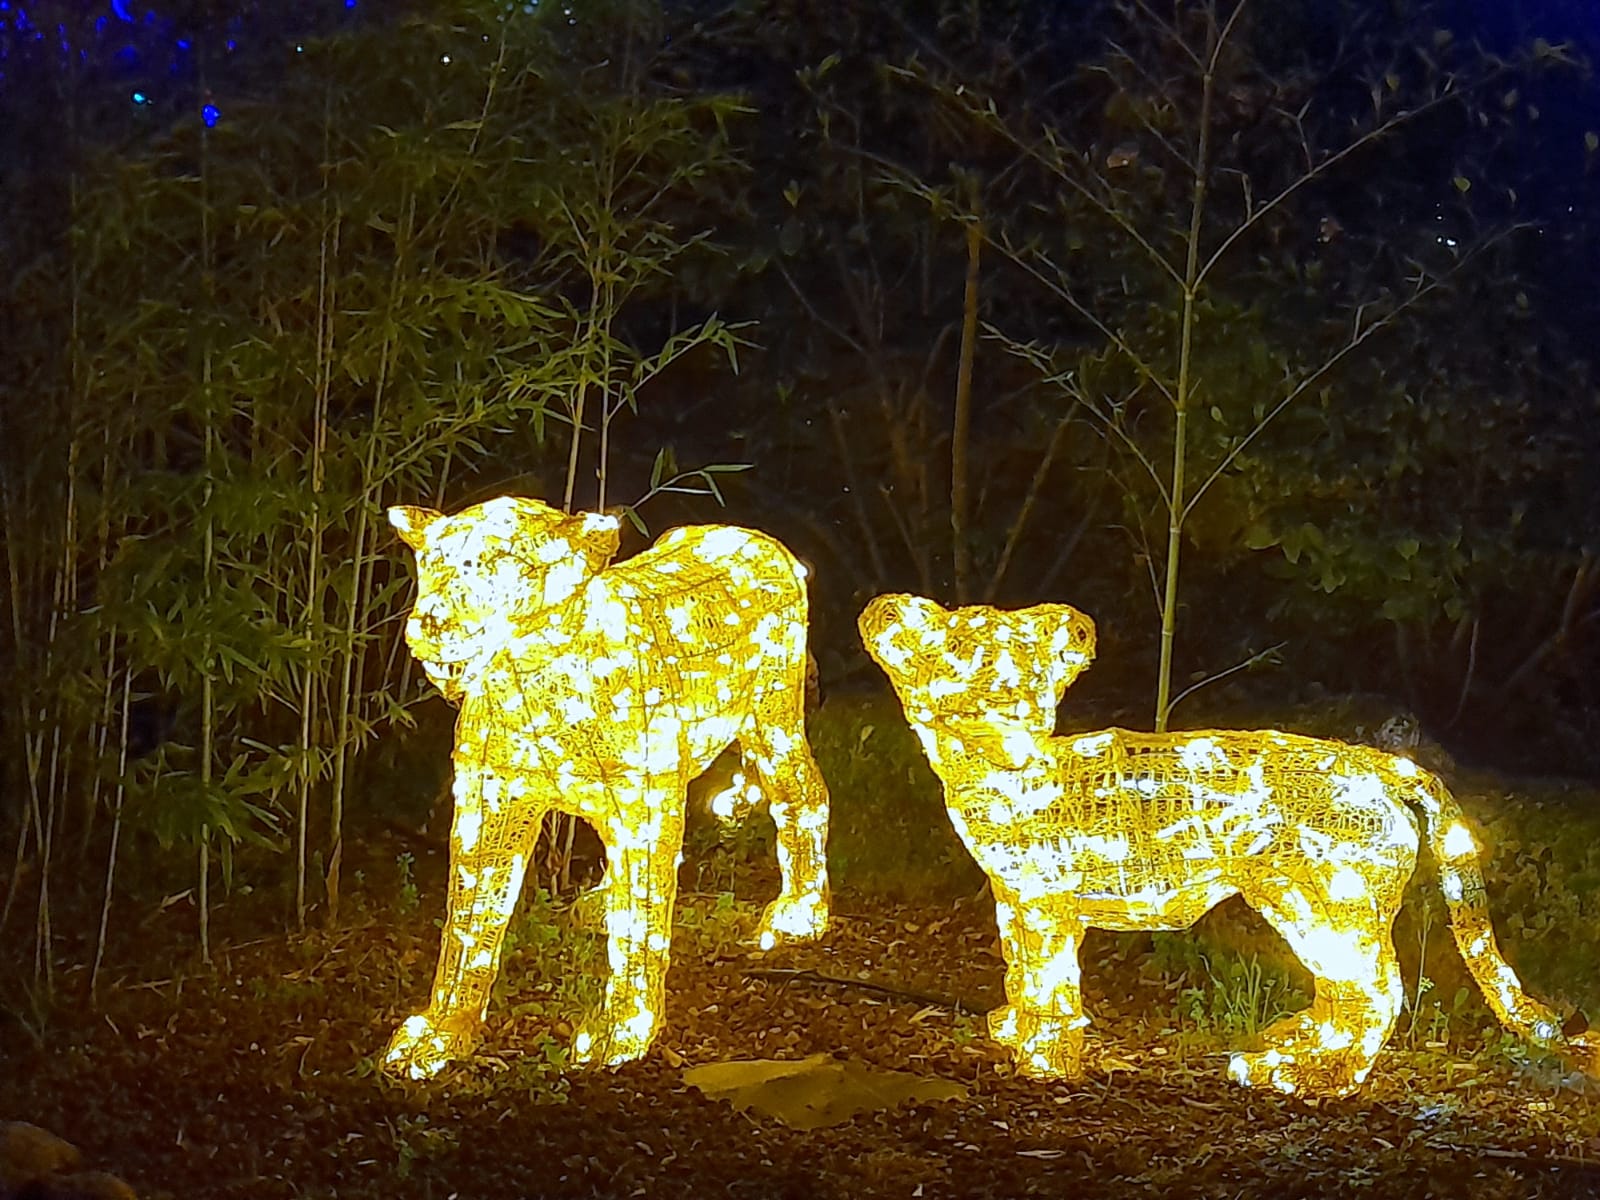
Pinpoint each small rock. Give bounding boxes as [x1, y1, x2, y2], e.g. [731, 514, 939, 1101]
[17, 1171, 139, 1200]
[0, 1123, 81, 1191]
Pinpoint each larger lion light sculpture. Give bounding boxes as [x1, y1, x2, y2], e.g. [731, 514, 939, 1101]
[860, 593, 1597, 1096]
[383, 496, 830, 1079]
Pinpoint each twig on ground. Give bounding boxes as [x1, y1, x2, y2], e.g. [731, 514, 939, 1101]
[744, 966, 985, 1015]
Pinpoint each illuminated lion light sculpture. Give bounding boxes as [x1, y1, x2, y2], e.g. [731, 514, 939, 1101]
[383, 496, 830, 1079]
[860, 594, 1598, 1096]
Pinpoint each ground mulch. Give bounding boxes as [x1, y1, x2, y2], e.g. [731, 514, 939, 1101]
[3, 826, 1599, 1200]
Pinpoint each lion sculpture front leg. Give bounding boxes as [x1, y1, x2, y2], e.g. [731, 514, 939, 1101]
[384, 758, 544, 1079]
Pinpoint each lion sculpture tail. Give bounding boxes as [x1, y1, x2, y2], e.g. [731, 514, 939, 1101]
[1408, 767, 1599, 1075]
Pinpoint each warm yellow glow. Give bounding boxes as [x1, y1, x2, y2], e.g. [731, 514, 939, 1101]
[382, 496, 830, 1079]
[859, 593, 1598, 1097]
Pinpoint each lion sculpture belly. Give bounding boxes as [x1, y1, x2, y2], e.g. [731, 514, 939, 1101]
[860, 593, 1597, 1096]
[383, 496, 830, 1079]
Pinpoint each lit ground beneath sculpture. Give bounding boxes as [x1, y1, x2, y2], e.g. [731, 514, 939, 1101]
[860, 593, 1598, 1096]
[383, 497, 830, 1079]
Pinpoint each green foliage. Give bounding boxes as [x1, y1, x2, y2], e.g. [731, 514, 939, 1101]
[395, 852, 419, 915]
[674, 890, 757, 960]
[809, 692, 983, 899]
[1470, 788, 1600, 1003]
[385, 1113, 460, 1181]
[891, 0, 1596, 731]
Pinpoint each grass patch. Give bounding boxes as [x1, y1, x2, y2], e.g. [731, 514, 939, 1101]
[1149, 931, 1311, 1038]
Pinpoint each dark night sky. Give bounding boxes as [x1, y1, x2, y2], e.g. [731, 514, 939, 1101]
[3, 0, 1598, 335]
[4, 1, 1599, 108]
[3, 2, 1598, 156]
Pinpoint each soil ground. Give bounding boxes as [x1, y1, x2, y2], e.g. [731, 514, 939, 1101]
[4, 815, 1600, 1200]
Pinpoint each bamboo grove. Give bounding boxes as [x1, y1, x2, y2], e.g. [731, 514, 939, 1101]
[0, 1, 748, 979]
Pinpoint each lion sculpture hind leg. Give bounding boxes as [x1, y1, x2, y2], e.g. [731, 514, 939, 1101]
[740, 706, 831, 950]
[1230, 874, 1408, 1096]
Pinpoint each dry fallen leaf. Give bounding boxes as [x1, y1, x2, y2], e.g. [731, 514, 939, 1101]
[683, 1054, 967, 1130]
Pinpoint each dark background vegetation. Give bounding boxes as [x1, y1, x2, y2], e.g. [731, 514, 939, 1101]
[7, 0, 1600, 904]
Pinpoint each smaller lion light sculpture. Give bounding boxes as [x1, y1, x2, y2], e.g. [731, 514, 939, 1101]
[860, 593, 1597, 1096]
[383, 496, 830, 1080]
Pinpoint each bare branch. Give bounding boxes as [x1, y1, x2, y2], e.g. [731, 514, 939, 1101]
[1184, 225, 1527, 519]
[986, 322, 1171, 508]
[984, 407, 1077, 604]
[1207, 0, 1252, 78]
[1167, 641, 1286, 718]
[1127, 0, 1201, 71]
[890, 76, 1187, 290]
[1195, 74, 1509, 291]
[986, 231, 1177, 408]
[774, 260, 870, 360]
[1100, 39, 1199, 174]
[879, 481, 933, 596]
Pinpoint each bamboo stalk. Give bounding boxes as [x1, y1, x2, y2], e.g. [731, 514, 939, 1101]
[198, 75, 216, 966]
[91, 667, 133, 1000]
[1154, 6, 1223, 734]
[298, 133, 337, 931]
[950, 219, 981, 604]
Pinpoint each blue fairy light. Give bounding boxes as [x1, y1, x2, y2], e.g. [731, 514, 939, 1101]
[131, 89, 146, 103]
[111, 0, 132, 21]
[202, 102, 219, 127]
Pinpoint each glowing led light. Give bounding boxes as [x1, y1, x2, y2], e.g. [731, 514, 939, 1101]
[382, 496, 830, 1079]
[201, 102, 219, 127]
[860, 593, 1599, 1097]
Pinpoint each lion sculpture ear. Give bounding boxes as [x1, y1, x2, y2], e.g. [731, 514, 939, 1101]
[389, 505, 442, 551]
[570, 510, 623, 575]
[860, 593, 944, 648]
[1027, 603, 1097, 691]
